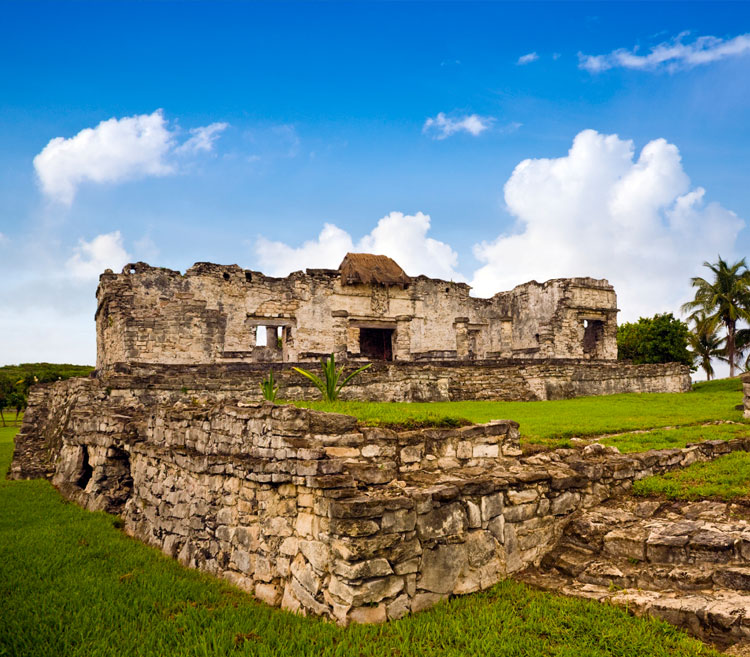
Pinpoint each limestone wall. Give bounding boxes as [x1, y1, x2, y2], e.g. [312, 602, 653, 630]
[10, 377, 744, 625]
[100, 359, 692, 403]
[95, 262, 618, 369]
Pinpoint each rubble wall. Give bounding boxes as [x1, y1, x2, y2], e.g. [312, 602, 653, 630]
[10, 377, 743, 625]
[96, 262, 618, 368]
[100, 360, 692, 403]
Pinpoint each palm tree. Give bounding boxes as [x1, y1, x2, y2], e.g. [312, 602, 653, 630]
[682, 256, 750, 378]
[686, 312, 724, 380]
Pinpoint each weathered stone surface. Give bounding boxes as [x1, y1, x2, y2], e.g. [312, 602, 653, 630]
[12, 370, 745, 630]
[521, 497, 750, 646]
[417, 503, 467, 540]
[418, 544, 468, 594]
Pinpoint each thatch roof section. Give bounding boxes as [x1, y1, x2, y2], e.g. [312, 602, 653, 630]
[338, 253, 411, 288]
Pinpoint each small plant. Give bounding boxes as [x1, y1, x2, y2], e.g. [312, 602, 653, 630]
[292, 353, 371, 402]
[260, 369, 279, 402]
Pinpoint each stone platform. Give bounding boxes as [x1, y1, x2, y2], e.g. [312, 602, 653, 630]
[10, 375, 748, 632]
[520, 498, 750, 647]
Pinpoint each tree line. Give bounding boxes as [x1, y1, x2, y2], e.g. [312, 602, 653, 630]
[618, 256, 750, 380]
[0, 363, 94, 425]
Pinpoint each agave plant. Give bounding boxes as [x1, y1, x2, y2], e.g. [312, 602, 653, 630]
[259, 369, 279, 402]
[292, 353, 371, 401]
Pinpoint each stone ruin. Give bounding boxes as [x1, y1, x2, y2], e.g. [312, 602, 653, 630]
[10, 378, 750, 644]
[13, 256, 748, 646]
[93, 253, 691, 401]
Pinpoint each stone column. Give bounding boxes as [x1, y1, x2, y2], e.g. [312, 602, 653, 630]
[331, 310, 349, 360]
[394, 315, 413, 361]
[454, 317, 469, 359]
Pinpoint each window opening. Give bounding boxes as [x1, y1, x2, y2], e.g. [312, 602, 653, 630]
[359, 328, 394, 361]
[583, 320, 605, 354]
[76, 446, 93, 489]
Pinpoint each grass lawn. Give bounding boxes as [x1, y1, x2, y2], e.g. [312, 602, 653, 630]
[600, 422, 750, 454]
[295, 378, 748, 450]
[0, 424, 719, 656]
[632, 451, 750, 501]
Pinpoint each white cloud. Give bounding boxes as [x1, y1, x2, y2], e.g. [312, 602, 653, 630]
[254, 212, 462, 281]
[517, 52, 539, 65]
[255, 223, 354, 275]
[423, 112, 493, 139]
[175, 122, 229, 154]
[34, 110, 175, 205]
[579, 32, 750, 73]
[33, 111, 229, 204]
[471, 129, 743, 320]
[0, 232, 7, 244]
[66, 231, 131, 280]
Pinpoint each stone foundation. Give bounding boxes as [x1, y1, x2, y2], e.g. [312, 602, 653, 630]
[10, 376, 742, 626]
[101, 359, 691, 403]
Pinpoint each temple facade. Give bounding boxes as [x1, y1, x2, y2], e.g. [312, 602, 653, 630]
[95, 253, 618, 369]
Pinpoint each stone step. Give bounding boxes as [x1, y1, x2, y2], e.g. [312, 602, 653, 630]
[541, 544, 750, 593]
[560, 510, 750, 568]
[519, 568, 750, 647]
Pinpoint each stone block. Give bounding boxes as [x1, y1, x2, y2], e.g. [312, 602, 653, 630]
[348, 604, 387, 624]
[473, 444, 499, 458]
[480, 493, 504, 521]
[299, 540, 330, 573]
[550, 491, 580, 516]
[381, 509, 416, 533]
[328, 575, 404, 606]
[386, 594, 410, 620]
[507, 488, 539, 505]
[418, 544, 468, 594]
[333, 558, 393, 580]
[603, 528, 646, 561]
[254, 582, 282, 606]
[417, 503, 467, 540]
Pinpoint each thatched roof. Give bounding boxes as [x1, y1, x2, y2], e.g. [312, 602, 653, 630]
[338, 253, 411, 288]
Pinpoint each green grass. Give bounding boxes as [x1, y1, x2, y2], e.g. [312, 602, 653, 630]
[0, 425, 718, 656]
[632, 451, 750, 501]
[294, 378, 745, 449]
[601, 422, 750, 454]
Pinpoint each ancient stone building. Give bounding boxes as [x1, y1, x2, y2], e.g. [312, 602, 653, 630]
[92, 254, 690, 402]
[96, 253, 619, 369]
[12, 255, 747, 645]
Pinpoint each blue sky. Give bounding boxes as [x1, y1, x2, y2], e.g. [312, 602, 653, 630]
[1, 1, 749, 366]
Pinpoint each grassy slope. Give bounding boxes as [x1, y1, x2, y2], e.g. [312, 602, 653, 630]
[0, 425, 717, 657]
[296, 378, 747, 449]
[633, 451, 750, 501]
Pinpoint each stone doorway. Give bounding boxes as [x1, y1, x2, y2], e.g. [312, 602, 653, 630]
[359, 328, 394, 361]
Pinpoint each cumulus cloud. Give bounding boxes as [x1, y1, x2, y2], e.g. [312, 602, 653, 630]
[517, 52, 539, 65]
[254, 212, 462, 281]
[175, 122, 229, 154]
[580, 32, 750, 73]
[471, 129, 744, 320]
[423, 112, 493, 139]
[34, 111, 175, 205]
[66, 231, 131, 280]
[34, 110, 229, 204]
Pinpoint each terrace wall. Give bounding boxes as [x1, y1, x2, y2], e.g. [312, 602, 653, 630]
[100, 359, 691, 403]
[10, 377, 744, 625]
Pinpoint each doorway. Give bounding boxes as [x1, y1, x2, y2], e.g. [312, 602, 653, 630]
[359, 328, 394, 361]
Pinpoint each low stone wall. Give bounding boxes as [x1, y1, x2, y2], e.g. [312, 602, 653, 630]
[10, 376, 744, 625]
[742, 372, 750, 418]
[102, 359, 691, 402]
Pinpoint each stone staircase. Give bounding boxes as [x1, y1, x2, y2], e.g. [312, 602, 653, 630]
[519, 498, 750, 648]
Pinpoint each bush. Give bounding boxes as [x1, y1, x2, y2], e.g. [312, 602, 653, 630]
[617, 313, 692, 366]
